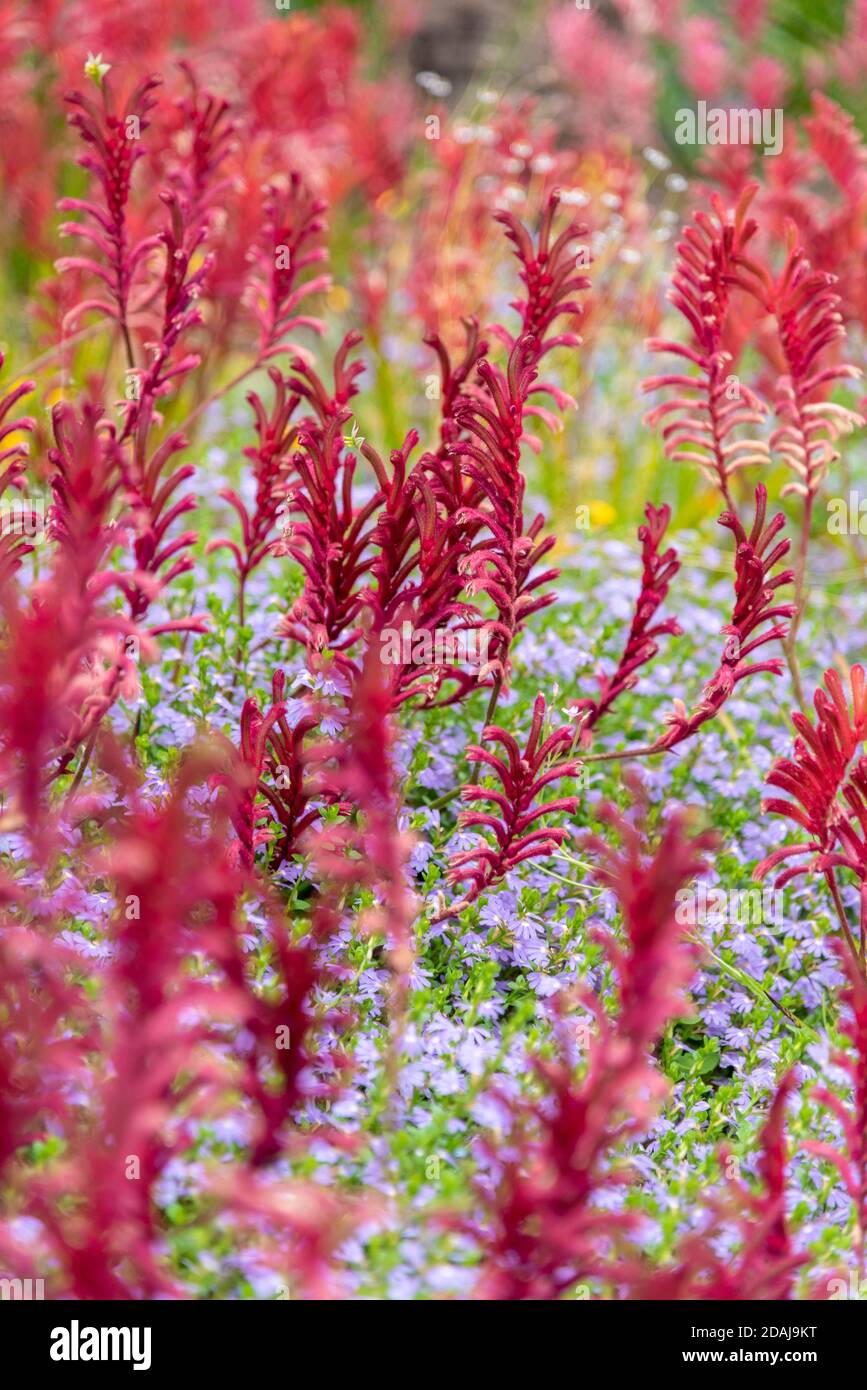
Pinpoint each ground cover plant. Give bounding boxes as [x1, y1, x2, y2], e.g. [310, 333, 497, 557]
[4, 0, 867, 1303]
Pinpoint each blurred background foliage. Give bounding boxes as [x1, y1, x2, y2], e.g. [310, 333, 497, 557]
[1, 0, 866, 545]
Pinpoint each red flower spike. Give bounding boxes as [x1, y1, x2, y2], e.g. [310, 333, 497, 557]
[572, 502, 681, 737]
[448, 336, 560, 687]
[444, 694, 581, 911]
[755, 666, 867, 962]
[118, 424, 205, 634]
[642, 183, 770, 507]
[275, 337, 383, 674]
[58, 75, 162, 352]
[121, 189, 212, 429]
[113, 178, 214, 624]
[735, 218, 864, 504]
[59, 104, 217, 643]
[412, 195, 590, 697]
[207, 369, 301, 624]
[279, 421, 382, 674]
[211, 332, 365, 636]
[248, 174, 330, 360]
[363, 437, 484, 710]
[59, 86, 225, 643]
[758, 666, 867, 865]
[214, 669, 321, 872]
[654, 484, 794, 751]
[170, 62, 236, 228]
[491, 190, 589, 360]
[423, 315, 488, 454]
[48, 401, 124, 579]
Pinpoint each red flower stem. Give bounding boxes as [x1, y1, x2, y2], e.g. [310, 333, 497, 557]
[707, 358, 736, 512]
[120, 320, 136, 372]
[483, 672, 503, 726]
[426, 785, 462, 812]
[579, 743, 665, 763]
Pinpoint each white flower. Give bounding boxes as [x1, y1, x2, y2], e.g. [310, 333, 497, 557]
[84, 52, 111, 84]
[642, 146, 671, 170]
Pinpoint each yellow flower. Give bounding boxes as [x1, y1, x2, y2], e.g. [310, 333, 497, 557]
[588, 499, 617, 526]
[326, 285, 352, 315]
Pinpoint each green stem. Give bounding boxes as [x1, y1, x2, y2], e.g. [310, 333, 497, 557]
[688, 933, 818, 1042]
